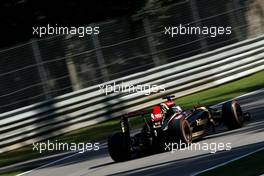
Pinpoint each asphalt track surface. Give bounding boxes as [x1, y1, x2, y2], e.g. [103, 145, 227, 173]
[16, 89, 264, 176]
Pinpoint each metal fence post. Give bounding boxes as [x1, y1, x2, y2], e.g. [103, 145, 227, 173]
[189, 0, 208, 52]
[31, 39, 51, 100]
[232, 0, 247, 40]
[91, 24, 109, 82]
[66, 54, 82, 91]
[143, 15, 161, 66]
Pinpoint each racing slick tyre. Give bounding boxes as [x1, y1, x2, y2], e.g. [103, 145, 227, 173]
[222, 100, 244, 130]
[108, 132, 131, 162]
[171, 118, 192, 145]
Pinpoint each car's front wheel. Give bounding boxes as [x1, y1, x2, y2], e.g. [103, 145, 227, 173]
[222, 100, 244, 130]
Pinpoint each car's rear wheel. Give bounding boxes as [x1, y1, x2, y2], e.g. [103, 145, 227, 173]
[222, 100, 244, 130]
[108, 132, 131, 162]
[171, 118, 192, 145]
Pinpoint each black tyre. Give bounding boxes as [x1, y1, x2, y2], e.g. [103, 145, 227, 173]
[107, 132, 131, 162]
[222, 100, 244, 130]
[171, 118, 192, 145]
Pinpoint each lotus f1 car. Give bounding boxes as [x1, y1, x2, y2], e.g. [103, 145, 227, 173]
[107, 95, 251, 162]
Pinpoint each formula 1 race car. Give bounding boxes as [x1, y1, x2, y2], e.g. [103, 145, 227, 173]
[107, 95, 251, 162]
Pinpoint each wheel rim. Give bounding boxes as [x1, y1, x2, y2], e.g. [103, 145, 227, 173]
[235, 103, 243, 123]
[183, 121, 191, 143]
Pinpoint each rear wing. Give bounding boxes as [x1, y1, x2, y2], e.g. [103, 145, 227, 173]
[120, 109, 151, 135]
[123, 109, 151, 118]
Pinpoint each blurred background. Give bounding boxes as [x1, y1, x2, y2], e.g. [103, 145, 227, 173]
[0, 0, 263, 113]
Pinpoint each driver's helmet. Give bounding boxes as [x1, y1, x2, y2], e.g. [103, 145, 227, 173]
[160, 101, 182, 115]
[172, 105, 182, 114]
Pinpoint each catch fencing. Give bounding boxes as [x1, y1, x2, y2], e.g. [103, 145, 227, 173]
[0, 0, 264, 152]
[0, 35, 264, 152]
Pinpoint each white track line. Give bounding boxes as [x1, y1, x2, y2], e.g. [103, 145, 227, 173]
[191, 146, 264, 176]
[235, 88, 264, 99]
[16, 144, 107, 176]
[16, 152, 81, 176]
[211, 88, 264, 108]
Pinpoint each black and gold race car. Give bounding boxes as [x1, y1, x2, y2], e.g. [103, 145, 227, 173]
[107, 95, 251, 162]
